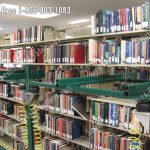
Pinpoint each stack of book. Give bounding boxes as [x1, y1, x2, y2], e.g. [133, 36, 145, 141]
[11, 84, 26, 102]
[43, 43, 87, 64]
[89, 39, 120, 64]
[0, 114, 15, 135]
[91, 2, 150, 34]
[45, 67, 94, 84]
[14, 104, 22, 120]
[42, 137, 88, 150]
[121, 38, 150, 64]
[44, 93, 82, 116]
[13, 141, 27, 150]
[0, 82, 11, 98]
[90, 128, 149, 150]
[0, 47, 37, 63]
[90, 101, 142, 130]
[42, 137, 68, 150]
[13, 25, 55, 44]
[0, 42, 87, 64]
[0, 100, 13, 115]
[13, 124, 22, 141]
[45, 68, 87, 83]
[45, 114, 81, 140]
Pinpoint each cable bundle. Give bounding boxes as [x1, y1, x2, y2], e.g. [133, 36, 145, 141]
[18, 103, 29, 149]
[30, 103, 42, 150]
[128, 121, 141, 150]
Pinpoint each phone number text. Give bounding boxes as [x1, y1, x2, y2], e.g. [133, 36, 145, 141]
[19, 6, 71, 14]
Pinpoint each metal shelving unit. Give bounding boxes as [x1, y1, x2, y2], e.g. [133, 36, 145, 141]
[0, 29, 150, 150]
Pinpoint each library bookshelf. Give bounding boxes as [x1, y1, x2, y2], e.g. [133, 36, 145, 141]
[0, 29, 150, 150]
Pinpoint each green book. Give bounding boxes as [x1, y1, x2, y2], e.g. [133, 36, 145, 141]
[91, 101, 95, 121]
[95, 102, 98, 121]
[6, 102, 14, 115]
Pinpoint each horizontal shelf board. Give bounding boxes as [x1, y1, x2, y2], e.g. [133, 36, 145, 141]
[87, 96, 137, 107]
[1, 63, 150, 67]
[38, 125, 90, 149]
[93, 30, 150, 38]
[0, 30, 150, 48]
[0, 96, 24, 104]
[36, 105, 87, 121]
[0, 112, 20, 122]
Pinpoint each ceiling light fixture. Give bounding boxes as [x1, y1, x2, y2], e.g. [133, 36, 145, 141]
[0, 3, 60, 19]
[0, 28, 3, 30]
[69, 19, 90, 24]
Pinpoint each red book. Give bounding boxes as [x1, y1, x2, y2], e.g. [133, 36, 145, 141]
[74, 44, 85, 63]
[13, 30, 17, 44]
[21, 48, 24, 62]
[59, 118, 61, 135]
[37, 48, 43, 63]
[30, 47, 34, 63]
[9, 49, 14, 63]
[64, 70, 72, 78]
[60, 118, 63, 136]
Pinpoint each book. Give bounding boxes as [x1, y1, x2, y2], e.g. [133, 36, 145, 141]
[0, 100, 14, 115]
[13, 25, 55, 44]
[90, 127, 149, 150]
[92, 2, 150, 35]
[45, 114, 81, 140]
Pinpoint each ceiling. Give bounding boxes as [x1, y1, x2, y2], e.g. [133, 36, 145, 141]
[0, 0, 147, 34]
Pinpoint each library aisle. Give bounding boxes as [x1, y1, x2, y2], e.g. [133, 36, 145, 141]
[0, 0, 150, 150]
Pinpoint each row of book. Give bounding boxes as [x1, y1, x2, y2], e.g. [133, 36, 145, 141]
[121, 38, 150, 64]
[0, 99, 13, 115]
[91, 2, 150, 34]
[89, 38, 150, 65]
[90, 101, 141, 130]
[42, 137, 88, 150]
[0, 114, 15, 135]
[13, 124, 22, 141]
[13, 25, 55, 44]
[90, 128, 150, 150]
[11, 84, 26, 102]
[45, 68, 79, 84]
[43, 44, 87, 64]
[13, 140, 27, 150]
[44, 93, 85, 116]
[0, 43, 87, 64]
[0, 114, 22, 139]
[45, 114, 81, 140]
[0, 82, 11, 98]
[3, 38, 150, 65]
[0, 47, 39, 63]
[89, 39, 120, 64]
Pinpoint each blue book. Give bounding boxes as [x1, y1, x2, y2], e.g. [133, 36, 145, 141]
[126, 41, 132, 64]
[115, 104, 119, 127]
[111, 104, 116, 126]
[138, 42, 142, 64]
[72, 120, 81, 140]
[132, 42, 136, 64]
[146, 39, 150, 64]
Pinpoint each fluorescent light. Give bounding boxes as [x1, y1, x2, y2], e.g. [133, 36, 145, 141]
[69, 19, 90, 24]
[0, 3, 60, 19]
[0, 28, 3, 30]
